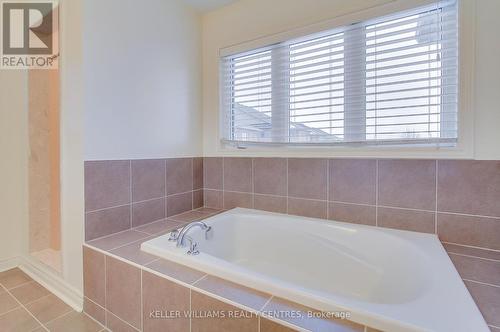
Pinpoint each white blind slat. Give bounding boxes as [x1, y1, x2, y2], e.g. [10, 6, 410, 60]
[220, 0, 458, 145]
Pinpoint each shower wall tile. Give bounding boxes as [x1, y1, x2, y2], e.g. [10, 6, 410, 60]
[85, 160, 131, 212]
[465, 280, 500, 327]
[193, 157, 204, 190]
[378, 159, 436, 210]
[437, 213, 500, 251]
[223, 191, 253, 209]
[448, 253, 500, 286]
[377, 207, 435, 233]
[193, 189, 204, 209]
[131, 198, 165, 227]
[438, 160, 500, 218]
[131, 159, 165, 202]
[287, 198, 327, 219]
[204, 189, 223, 209]
[166, 192, 193, 217]
[203, 157, 223, 190]
[166, 158, 193, 195]
[288, 158, 327, 200]
[85, 205, 130, 241]
[329, 159, 376, 204]
[85, 157, 203, 241]
[328, 202, 376, 226]
[254, 194, 287, 214]
[224, 157, 253, 192]
[253, 158, 287, 196]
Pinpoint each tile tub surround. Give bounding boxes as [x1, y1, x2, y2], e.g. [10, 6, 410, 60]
[203, 157, 500, 330]
[84, 158, 204, 241]
[83, 210, 370, 332]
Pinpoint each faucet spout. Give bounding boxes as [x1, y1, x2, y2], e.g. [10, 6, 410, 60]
[176, 221, 211, 248]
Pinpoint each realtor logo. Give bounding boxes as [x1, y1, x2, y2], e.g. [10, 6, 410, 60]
[1, 0, 58, 69]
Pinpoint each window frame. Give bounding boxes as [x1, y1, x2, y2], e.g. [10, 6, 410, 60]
[218, 0, 475, 158]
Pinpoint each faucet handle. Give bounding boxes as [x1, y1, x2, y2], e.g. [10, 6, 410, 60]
[187, 241, 199, 255]
[168, 229, 179, 242]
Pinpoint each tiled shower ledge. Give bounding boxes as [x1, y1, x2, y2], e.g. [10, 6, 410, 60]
[85, 207, 374, 332]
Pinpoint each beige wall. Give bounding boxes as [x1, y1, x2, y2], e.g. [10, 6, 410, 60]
[0, 71, 29, 262]
[202, 0, 500, 160]
[473, 0, 500, 159]
[83, 0, 203, 160]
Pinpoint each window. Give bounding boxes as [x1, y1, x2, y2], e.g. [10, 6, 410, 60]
[220, 1, 458, 146]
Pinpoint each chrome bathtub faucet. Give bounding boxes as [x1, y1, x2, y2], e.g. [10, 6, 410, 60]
[175, 221, 212, 255]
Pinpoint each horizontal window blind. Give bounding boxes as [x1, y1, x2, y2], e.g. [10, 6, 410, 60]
[220, 0, 458, 146]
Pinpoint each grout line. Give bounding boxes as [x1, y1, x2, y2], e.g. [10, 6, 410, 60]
[140, 270, 144, 331]
[375, 159, 379, 227]
[165, 159, 168, 219]
[103, 233, 152, 252]
[442, 241, 500, 253]
[0, 306, 23, 319]
[129, 160, 132, 229]
[8, 280, 36, 291]
[21, 293, 53, 307]
[463, 278, 500, 289]
[106, 310, 138, 332]
[1, 282, 49, 331]
[189, 288, 192, 332]
[251, 158, 255, 209]
[86, 227, 148, 245]
[41, 307, 74, 327]
[435, 159, 438, 234]
[191, 158, 194, 210]
[86, 194, 193, 215]
[326, 159, 330, 219]
[447, 251, 500, 263]
[3, 279, 34, 291]
[436, 211, 500, 221]
[222, 157, 225, 209]
[88, 231, 151, 252]
[104, 255, 107, 326]
[191, 274, 209, 286]
[286, 158, 289, 214]
[259, 295, 274, 312]
[85, 203, 131, 214]
[82, 311, 107, 332]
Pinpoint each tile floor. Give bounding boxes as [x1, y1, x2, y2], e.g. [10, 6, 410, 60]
[0, 268, 105, 332]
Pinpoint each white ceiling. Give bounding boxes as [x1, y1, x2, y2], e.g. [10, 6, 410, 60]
[183, 0, 238, 12]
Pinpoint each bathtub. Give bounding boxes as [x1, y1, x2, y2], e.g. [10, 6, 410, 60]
[141, 208, 488, 332]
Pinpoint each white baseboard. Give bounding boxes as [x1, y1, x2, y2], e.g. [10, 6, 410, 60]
[0, 256, 22, 273]
[13, 255, 84, 312]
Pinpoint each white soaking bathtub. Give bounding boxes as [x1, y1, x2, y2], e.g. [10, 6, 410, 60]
[141, 208, 488, 332]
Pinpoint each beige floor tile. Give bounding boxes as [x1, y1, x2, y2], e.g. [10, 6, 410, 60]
[0, 307, 41, 332]
[0, 291, 19, 315]
[45, 311, 103, 332]
[10, 281, 50, 305]
[0, 268, 32, 290]
[25, 294, 72, 323]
